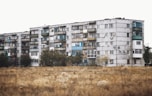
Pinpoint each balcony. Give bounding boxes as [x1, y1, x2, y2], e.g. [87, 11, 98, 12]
[30, 42, 39, 45]
[31, 34, 38, 38]
[87, 28, 96, 33]
[0, 39, 4, 43]
[133, 27, 142, 31]
[22, 46, 29, 49]
[0, 46, 4, 50]
[87, 37, 96, 41]
[132, 36, 142, 40]
[41, 40, 49, 44]
[72, 38, 83, 42]
[54, 31, 66, 35]
[55, 47, 66, 50]
[30, 48, 39, 51]
[54, 39, 66, 43]
[5, 39, 16, 43]
[83, 46, 96, 50]
[22, 38, 30, 42]
[41, 33, 49, 37]
[9, 46, 17, 49]
[133, 53, 142, 58]
[83, 47, 88, 50]
[87, 54, 96, 58]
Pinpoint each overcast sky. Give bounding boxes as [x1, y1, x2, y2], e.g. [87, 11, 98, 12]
[0, 0, 151, 46]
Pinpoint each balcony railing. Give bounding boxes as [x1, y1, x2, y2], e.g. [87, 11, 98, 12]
[4, 39, 16, 43]
[87, 28, 96, 32]
[83, 46, 96, 49]
[30, 42, 39, 45]
[54, 31, 66, 35]
[30, 48, 39, 51]
[54, 39, 66, 43]
[87, 54, 96, 58]
[0, 46, 4, 50]
[87, 37, 96, 41]
[22, 46, 29, 49]
[31, 34, 38, 38]
[22, 38, 30, 42]
[41, 33, 49, 37]
[72, 38, 83, 42]
[41, 41, 49, 44]
[55, 47, 66, 50]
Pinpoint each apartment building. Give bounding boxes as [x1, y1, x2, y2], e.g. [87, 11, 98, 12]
[0, 34, 4, 54]
[0, 18, 144, 66]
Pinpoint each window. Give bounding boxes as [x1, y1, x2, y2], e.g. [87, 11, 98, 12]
[105, 61, 108, 65]
[136, 41, 141, 45]
[96, 33, 100, 38]
[109, 23, 113, 28]
[110, 59, 113, 64]
[127, 41, 129, 45]
[110, 41, 113, 45]
[110, 33, 113, 36]
[96, 42, 100, 47]
[105, 50, 108, 54]
[105, 24, 108, 28]
[127, 50, 129, 54]
[127, 24, 130, 28]
[127, 59, 130, 64]
[127, 33, 129, 37]
[110, 50, 114, 54]
[97, 51, 100, 55]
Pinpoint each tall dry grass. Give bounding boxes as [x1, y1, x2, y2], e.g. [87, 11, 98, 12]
[0, 66, 152, 96]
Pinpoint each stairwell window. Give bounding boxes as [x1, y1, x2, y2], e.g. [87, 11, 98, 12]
[127, 24, 130, 28]
[127, 33, 129, 37]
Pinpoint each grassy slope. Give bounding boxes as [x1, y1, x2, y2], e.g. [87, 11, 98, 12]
[0, 66, 152, 96]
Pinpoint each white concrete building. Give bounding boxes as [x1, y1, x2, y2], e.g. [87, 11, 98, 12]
[0, 18, 144, 66]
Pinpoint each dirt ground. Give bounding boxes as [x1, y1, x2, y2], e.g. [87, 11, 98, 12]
[0, 66, 152, 96]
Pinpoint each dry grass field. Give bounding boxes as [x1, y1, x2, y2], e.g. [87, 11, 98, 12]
[0, 66, 152, 96]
